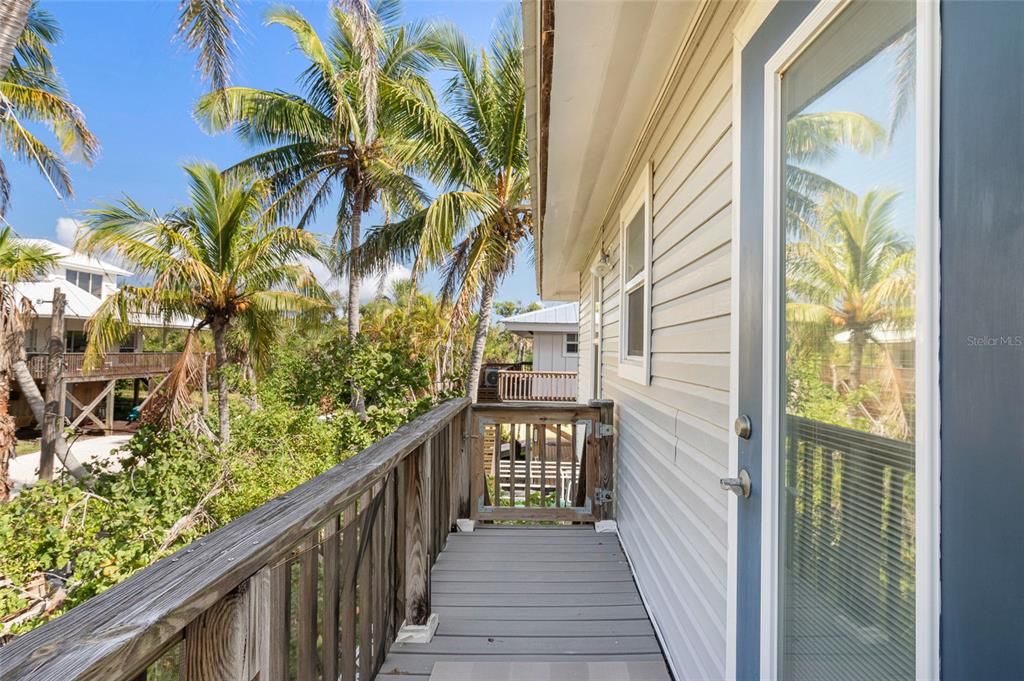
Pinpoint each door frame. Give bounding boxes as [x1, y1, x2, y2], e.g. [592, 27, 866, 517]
[728, 1, 941, 679]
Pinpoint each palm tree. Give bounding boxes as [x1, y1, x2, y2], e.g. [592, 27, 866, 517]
[78, 162, 330, 443]
[0, 1, 98, 215]
[0, 226, 57, 499]
[194, 2, 459, 337]
[784, 111, 885, 234]
[0, 1, 31, 81]
[353, 14, 531, 402]
[785, 189, 915, 434]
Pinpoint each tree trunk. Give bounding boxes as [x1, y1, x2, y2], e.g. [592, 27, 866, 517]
[11, 358, 86, 482]
[347, 188, 367, 419]
[212, 317, 230, 444]
[849, 329, 866, 390]
[0, 368, 13, 502]
[465, 277, 496, 402]
[39, 289, 65, 481]
[347, 192, 363, 339]
[0, 0, 31, 81]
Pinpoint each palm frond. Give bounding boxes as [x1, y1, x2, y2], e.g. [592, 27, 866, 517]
[176, 0, 240, 93]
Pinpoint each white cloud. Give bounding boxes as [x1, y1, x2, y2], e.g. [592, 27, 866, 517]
[55, 217, 82, 247]
[299, 257, 412, 304]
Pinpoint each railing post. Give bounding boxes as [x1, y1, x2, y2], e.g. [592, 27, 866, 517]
[397, 438, 437, 642]
[181, 567, 269, 681]
[590, 399, 615, 520]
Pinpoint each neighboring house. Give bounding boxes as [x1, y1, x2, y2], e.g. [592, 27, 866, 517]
[523, 1, 1017, 680]
[487, 302, 580, 402]
[500, 302, 580, 373]
[10, 239, 192, 429]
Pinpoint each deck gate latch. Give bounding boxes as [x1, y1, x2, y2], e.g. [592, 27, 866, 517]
[595, 487, 614, 505]
[597, 422, 614, 438]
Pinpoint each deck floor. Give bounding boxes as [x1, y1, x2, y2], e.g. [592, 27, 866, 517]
[378, 525, 670, 681]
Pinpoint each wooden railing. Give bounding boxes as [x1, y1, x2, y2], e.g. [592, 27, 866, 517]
[496, 370, 578, 402]
[0, 397, 472, 681]
[470, 401, 614, 523]
[26, 352, 182, 382]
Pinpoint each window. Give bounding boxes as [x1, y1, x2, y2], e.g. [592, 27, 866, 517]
[618, 163, 652, 385]
[66, 269, 102, 297]
[772, 3, 919, 679]
[65, 330, 87, 353]
[564, 333, 579, 356]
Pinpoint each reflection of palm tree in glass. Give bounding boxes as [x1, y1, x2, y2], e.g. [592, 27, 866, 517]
[785, 111, 885, 233]
[786, 190, 915, 434]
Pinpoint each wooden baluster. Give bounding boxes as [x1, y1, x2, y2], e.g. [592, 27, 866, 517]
[297, 537, 318, 681]
[570, 423, 578, 505]
[357, 492, 372, 680]
[538, 424, 547, 507]
[492, 425, 500, 507]
[322, 518, 340, 681]
[181, 567, 270, 681]
[523, 422, 531, 506]
[404, 441, 431, 627]
[268, 559, 290, 681]
[555, 423, 562, 508]
[371, 482, 384, 672]
[340, 504, 358, 681]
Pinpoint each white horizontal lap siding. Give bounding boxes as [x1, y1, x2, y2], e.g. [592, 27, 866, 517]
[579, 268, 595, 401]
[591, 3, 743, 679]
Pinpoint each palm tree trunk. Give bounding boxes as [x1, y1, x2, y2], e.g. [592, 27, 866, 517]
[465, 277, 496, 402]
[0, 367, 13, 502]
[347, 187, 367, 419]
[0, 0, 31, 81]
[347, 191, 363, 339]
[212, 316, 230, 444]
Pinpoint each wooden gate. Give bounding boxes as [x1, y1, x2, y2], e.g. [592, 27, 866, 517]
[469, 402, 613, 522]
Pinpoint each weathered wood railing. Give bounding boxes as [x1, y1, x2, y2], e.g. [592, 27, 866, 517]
[0, 397, 472, 681]
[496, 370, 578, 402]
[26, 351, 183, 382]
[470, 401, 614, 523]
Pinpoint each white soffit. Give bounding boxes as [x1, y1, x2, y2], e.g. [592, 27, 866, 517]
[541, 0, 699, 299]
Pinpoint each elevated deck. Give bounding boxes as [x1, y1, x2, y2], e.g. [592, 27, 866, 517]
[26, 351, 182, 383]
[380, 525, 669, 681]
[0, 399, 640, 681]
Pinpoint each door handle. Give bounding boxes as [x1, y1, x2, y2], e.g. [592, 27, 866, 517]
[720, 469, 752, 498]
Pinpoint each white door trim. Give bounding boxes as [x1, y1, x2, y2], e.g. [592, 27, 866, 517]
[915, 2, 942, 678]
[752, 1, 942, 679]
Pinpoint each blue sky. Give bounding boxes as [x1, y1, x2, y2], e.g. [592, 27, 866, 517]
[5, 0, 539, 306]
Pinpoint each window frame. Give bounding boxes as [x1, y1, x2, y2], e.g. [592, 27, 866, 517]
[618, 162, 653, 385]
[563, 332, 579, 357]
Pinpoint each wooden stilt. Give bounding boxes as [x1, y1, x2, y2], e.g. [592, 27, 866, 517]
[105, 380, 115, 432]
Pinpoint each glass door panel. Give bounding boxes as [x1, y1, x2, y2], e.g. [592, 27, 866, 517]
[778, 2, 917, 678]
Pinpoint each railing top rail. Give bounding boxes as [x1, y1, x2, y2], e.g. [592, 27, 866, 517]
[0, 397, 470, 681]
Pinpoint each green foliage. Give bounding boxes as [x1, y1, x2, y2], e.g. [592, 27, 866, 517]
[0, 428, 218, 636]
[0, 320, 437, 637]
[259, 319, 434, 415]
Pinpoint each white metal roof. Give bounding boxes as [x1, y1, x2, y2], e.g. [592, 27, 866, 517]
[19, 238, 134, 278]
[501, 302, 579, 335]
[14, 276, 195, 329]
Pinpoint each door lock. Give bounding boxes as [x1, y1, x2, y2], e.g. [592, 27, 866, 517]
[720, 469, 752, 498]
[734, 414, 753, 440]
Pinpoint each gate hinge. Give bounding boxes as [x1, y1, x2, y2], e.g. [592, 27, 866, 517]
[595, 487, 614, 505]
[597, 422, 614, 438]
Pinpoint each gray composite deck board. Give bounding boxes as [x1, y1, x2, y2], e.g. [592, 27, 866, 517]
[377, 526, 671, 680]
